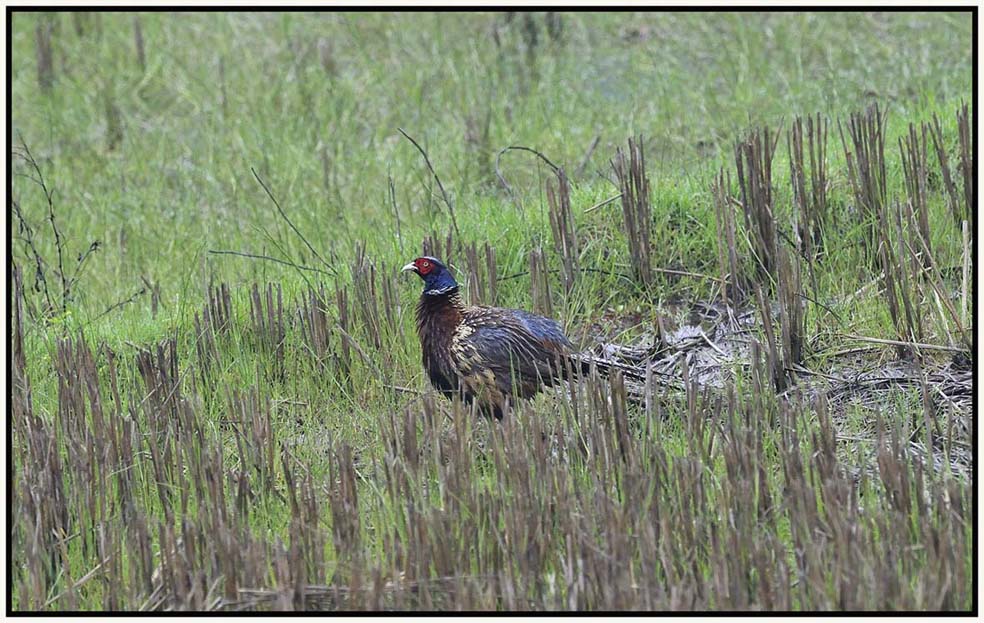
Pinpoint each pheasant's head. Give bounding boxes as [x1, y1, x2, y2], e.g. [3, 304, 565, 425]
[401, 256, 459, 296]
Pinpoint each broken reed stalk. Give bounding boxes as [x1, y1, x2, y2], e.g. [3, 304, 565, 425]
[877, 199, 923, 359]
[90, 288, 148, 325]
[611, 136, 653, 287]
[35, 16, 54, 91]
[735, 125, 781, 286]
[899, 122, 932, 269]
[777, 246, 806, 369]
[546, 167, 579, 295]
[789, 118, 810, 255]
[712, 169, 741, 304]
[328, 444, 362, 587]
[462, 241, 485, 306]
[928, 112, 963, 228]
[786, 117, 821, 258]
[421, 226, 455, 268]
[788, 114, 828, 262]
[297, 285, 332, 369]
[484, 242, 498, 306]
[839, 334, 966, 354]
[206, 282, 233, 335]
[787, 114, 827, 322]
[379, 261, 402, 342]
[806, 114, 829, 250]
[249, 283, 286, 378]
[575, 135, 600, 177]
[350, 243, 384, 352]
[839, 103, 888, 270]
[219, 55, 229, 120]
[388, 176, 403, 254]
[754, 285, 788, 393]
[840, 104, 933, 357]
[133, 16, 146, 72]
[583, 193, 621, 214]
[462, 241, 499, 307]
[12, 264, 27, 376]
[529, 245, 553, 317]
[961, 221, 969, 330]
[464, 109, 493, 186]
[334, 285, 352, 386]
[194, 283, 229, 391]
[104, 91, 123, 151]
[956, 103, 973, 227]
[227, 387, 277, 494]
[889, 126, 972, 353]
[902, 221, 973, 354]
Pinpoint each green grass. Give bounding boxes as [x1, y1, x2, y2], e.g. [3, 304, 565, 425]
[10, 11, 974, 612]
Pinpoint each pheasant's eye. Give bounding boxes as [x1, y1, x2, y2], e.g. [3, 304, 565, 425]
[421, 260, 430, 268]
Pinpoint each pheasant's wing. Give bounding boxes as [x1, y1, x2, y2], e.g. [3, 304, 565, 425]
[452, 307, 572, 398]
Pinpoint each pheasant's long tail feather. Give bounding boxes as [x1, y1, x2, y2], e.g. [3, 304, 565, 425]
[568, 352, 646, 381]
[565, 351, 685, 396]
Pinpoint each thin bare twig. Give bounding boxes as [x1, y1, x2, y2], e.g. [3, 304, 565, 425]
[383, 384, 423, 395]
[842, 333, 967, 354]
[17, 136, 68, 313]
[499, 266, 635, 285]
[208, 249, 334, 276]
[698, 329, 729, 360]
[44, 557, 112, 608]
[250, 167, 335, 274]
[795, 289, 842, 325]
[647, 266, 722, 282]
[398, 128, 461, 239]
[902, 225, 971, 351]
[500, 264, 721, 286]
[584, 193, 622, 213]
[388, 175, 403, 254]
[575, 135, 600, 177]
[11, 199, 55, 314]
[91, 287, 147, 322]
[494, 144, 561, 196]
[335, 325, 386, 381]
[612, 136, 653, 286]
[65, 240, 101, 302]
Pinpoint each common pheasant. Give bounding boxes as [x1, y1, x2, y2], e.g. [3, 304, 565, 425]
[402, 256, 575, 419]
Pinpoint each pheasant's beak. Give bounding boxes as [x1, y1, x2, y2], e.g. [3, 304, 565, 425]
[401, 262, 418, 274]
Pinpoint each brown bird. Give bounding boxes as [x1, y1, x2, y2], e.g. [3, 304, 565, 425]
[402, 256, 574, 419]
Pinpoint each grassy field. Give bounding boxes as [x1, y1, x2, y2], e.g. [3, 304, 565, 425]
[10, 11, 975, 611]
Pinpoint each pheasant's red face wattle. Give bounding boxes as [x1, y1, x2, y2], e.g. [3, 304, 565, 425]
[401, 256, 439, 276]
[402, 257, 458, 293]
